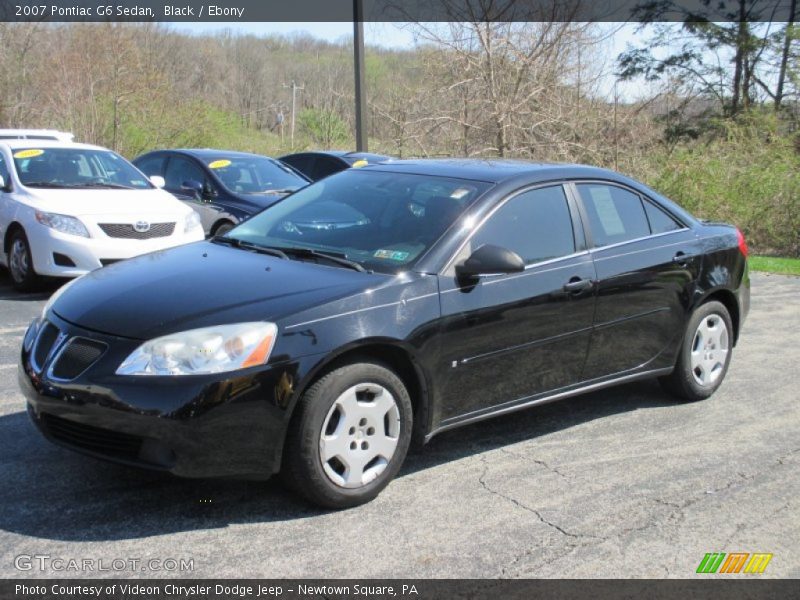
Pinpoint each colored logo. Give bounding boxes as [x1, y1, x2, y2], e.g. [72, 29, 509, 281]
[696, 552, 773, 574]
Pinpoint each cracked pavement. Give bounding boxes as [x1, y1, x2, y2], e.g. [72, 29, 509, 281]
[0, 270, 797, 578]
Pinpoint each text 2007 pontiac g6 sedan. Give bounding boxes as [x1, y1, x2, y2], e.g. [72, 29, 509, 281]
[19, 160, 749, 508]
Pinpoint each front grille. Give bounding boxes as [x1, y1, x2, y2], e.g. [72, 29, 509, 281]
[51, 338, 107, 380]
[98, 222, 175, 239]
[32, 322, 60, 371]
[40, 414, 143, 461]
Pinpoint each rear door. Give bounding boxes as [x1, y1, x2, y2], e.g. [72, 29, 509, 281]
[435, 183, 597, 425]
[570, 181, 701, 379]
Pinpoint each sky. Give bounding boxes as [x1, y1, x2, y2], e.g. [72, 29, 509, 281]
[169, 21, 657, 101]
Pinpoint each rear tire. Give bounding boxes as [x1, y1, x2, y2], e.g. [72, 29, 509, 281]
[659, 301, 734, 401]
[281, 361, 413, 509]
[8, 229, 43, 292]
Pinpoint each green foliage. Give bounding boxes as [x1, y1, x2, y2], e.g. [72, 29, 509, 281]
[644, 113, 800, 257]
[749, 256, 800, 276]
[297, 107, 351, 147]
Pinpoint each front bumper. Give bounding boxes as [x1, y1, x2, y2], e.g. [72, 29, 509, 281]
[27, 222, 204, 277]
[19, 312, 317, 479]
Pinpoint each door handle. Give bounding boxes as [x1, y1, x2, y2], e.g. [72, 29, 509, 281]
[563, 277, 593, 293]
[673, 251, 696, 264]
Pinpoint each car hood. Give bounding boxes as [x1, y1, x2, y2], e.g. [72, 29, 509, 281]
[24, 187, 190, 217]
[51, 241, 387, 339]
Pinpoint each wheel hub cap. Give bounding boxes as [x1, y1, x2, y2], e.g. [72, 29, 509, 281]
[690, 314, 729, 387]
[319, 383, 401, 489]
[9, 239, 29, 283]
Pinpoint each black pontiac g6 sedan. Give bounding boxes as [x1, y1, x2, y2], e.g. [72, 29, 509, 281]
[19, 160, 749, 508]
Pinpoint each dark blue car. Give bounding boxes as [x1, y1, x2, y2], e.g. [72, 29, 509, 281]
[134, 149, 309, 236]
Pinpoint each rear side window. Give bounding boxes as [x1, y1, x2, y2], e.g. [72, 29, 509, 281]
[309, 157, 343, 180]
[644, 199, 682, 233]
[470, 185, 575, 265]
[281, 154, 312, 175]
[576, 184, 650, 247]
[0, 154, 9, 183]
[135, 154, 165, 177]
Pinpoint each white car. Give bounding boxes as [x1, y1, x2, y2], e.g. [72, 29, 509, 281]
[0, 140, 204, 291]
[0, 129, 75, 143]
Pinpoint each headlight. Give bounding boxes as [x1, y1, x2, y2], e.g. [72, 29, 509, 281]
[116, 322, 278, 376]
[35, 211, 89, 237]
[184, 211, 202, 233]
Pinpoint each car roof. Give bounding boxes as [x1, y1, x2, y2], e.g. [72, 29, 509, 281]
[357, 158, 624, 184]
[0, 129, 74, 142]
[280, 150, 391, 163]
[0, 139, 107, 152]
[152, 148, 279, 160]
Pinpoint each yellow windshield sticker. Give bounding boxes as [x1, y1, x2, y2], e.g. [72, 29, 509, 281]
[208, 159, 232, 169]
[352, 159, 368, 168]
[13, 149, 45, 159]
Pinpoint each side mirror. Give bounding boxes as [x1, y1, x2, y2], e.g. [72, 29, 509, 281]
[455, 244, 525, 279]
[181, 179, 203, 200]
[149, 175, 166, 189]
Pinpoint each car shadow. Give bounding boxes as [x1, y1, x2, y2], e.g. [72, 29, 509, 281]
[0, 379, 676, 542]
[0, 268, 64, 301]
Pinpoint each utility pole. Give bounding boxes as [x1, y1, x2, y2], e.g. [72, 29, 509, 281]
[353, 0, 367, 151]
[282, 80, 304, 150]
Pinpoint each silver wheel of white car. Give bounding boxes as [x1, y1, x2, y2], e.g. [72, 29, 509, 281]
[7, 229, 41, 292]
[319, 383, 401, 489]
[9, 237, 29, 283]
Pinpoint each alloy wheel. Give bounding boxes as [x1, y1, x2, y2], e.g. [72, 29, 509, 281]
[9, 238, 29, 283]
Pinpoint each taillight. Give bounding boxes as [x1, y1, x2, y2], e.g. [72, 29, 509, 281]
[736, 228, 749, 258]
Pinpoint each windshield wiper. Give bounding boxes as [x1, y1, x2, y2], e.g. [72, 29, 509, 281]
[274, 246, 367, 273]
[22, 181, 71, 188]
[78, 182, 137, 190]
[210, 236, 289, 259]
[255, 188, 298, 195]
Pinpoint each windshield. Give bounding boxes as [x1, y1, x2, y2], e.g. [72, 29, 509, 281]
[206, 155, 307, 194]
[12, 147, 152, 189]
[228, 170, 491, 274]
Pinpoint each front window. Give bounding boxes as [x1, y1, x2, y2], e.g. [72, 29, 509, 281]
[230, 170, 491, 274]
[206, 155, 307, 194]
[12, 147, 151, 190]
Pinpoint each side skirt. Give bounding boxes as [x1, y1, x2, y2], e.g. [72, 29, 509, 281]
[424, 366, 674, 442]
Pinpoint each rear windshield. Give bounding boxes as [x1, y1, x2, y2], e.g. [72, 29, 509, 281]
[230, 169, 492, 274]
[12, 147, 151, 190]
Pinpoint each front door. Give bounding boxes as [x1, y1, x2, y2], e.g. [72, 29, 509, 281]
[434, 184, 597, 426]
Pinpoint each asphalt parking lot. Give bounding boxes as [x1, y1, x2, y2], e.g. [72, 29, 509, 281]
[0, 269, 797, 579]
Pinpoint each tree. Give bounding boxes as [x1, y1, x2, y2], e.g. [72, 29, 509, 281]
[618, 0, 797, 116]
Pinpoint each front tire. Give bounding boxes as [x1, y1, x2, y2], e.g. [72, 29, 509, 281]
[213, 221, 234, 236]
[660, 300, 734, 401]
[281, 361, 413, 509]
[8, 229, 42, 292]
